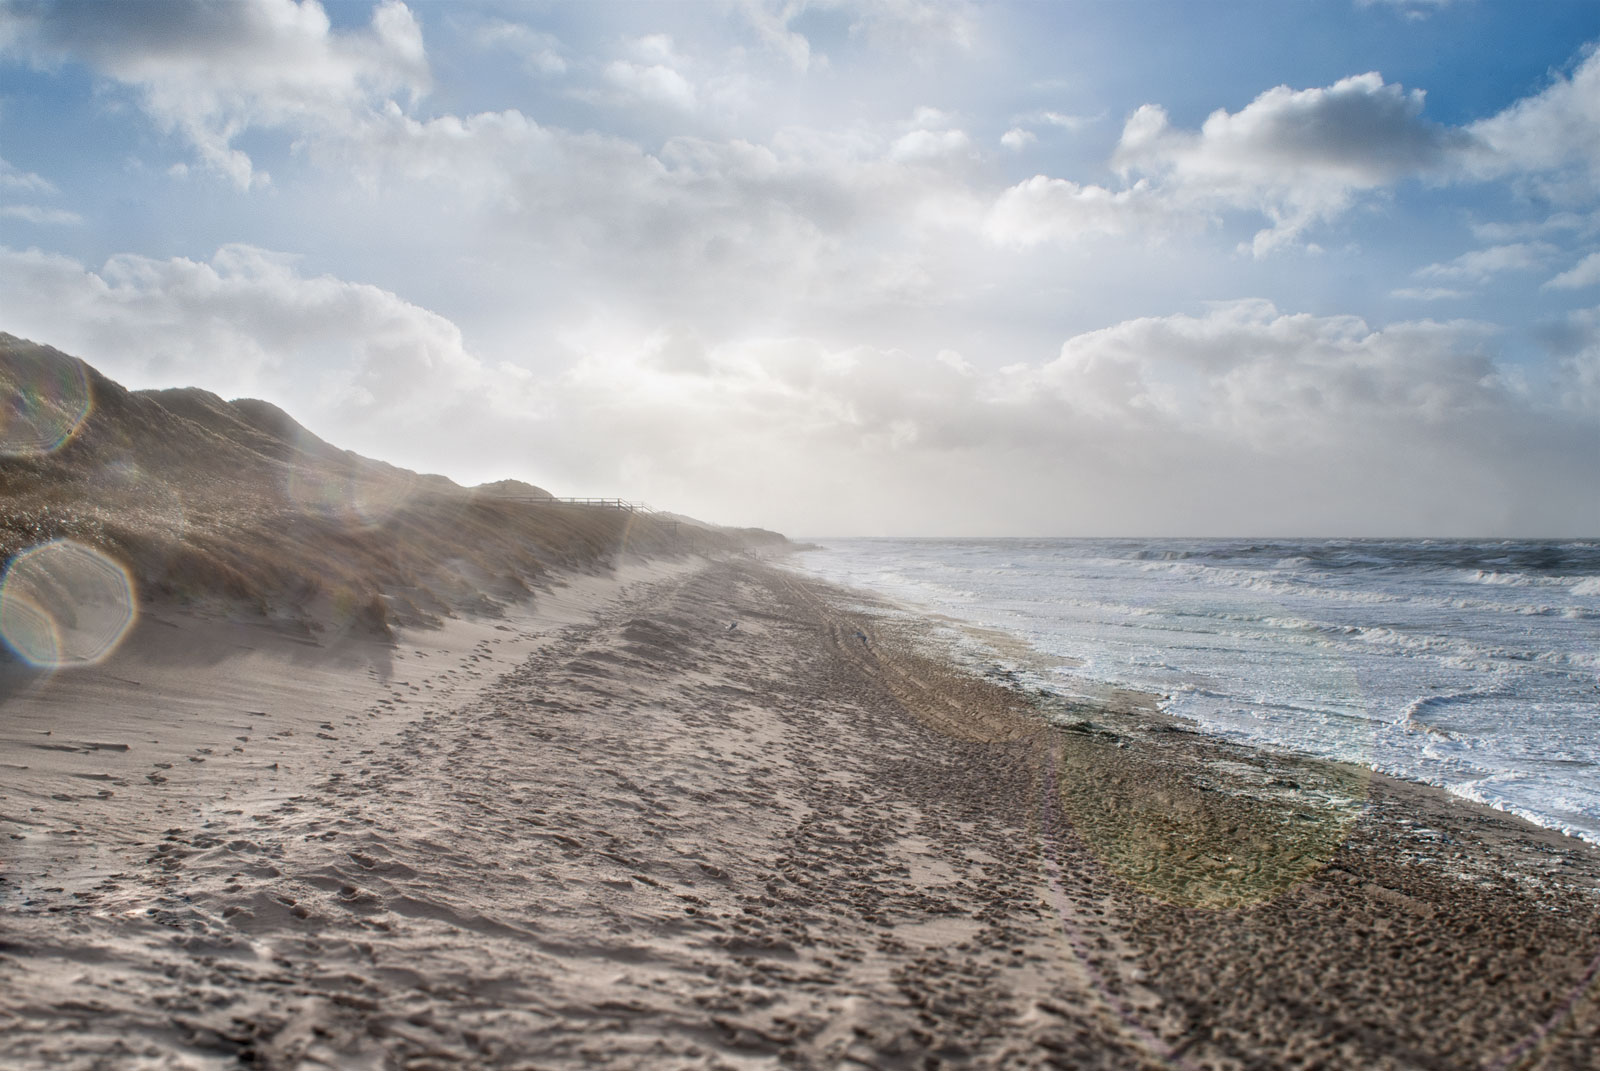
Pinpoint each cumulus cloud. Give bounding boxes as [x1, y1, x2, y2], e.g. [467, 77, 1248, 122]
[1032, 301, 1510, 436]
[2, 243, 1593, 533]
[0, 0, 430, 187]
[983, 176, 1167, 246]
[1115, 74, 1461, 183]
[1114, 72, 1471, 254]
[552, 300, 1597, 533]
[999, 128, 1034, 151]
[11, 0, 1593, 284]
[288, 97, 1009, 328]
[995, 52, 1600, 256]
[603, 58, 697, 110]
[890, 127, 970, 161]
[4, 4, 1597, 534]
[1465, 44, 1600, 200]
[1545, 251, 1600, 290]
[598, 35, 697, 112]
[0, 244, 518, 474]
[315, 106, 836, 287]
[984, 65, 1561, 255]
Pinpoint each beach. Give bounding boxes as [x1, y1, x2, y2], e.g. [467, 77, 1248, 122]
[3, 554, 1597, 1070]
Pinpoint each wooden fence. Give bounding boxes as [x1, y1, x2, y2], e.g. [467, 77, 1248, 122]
[500, 496, 655, 513]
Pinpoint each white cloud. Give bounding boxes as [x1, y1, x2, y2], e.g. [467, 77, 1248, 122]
[1033, 110, 1096, 131]
[1414, 241, 1556, 282]
[1036, 301, 1510, 432]
[890, 127, 970, 161]
[593, 34, 699, 112]
[1470, 210, 1600, 242]
[1545, 251, 1600, 290]
[1465, 44, 1600, 200]
[1391, 286, 1466, 301]
[1115, 73, 1461, 182]
[983, 176, 1167, 247]
[12, 0, 1593, 288]
[0, 157, 78, 225]
[1557, 306, 1600, 415]
[0, 204, 82, 225]
[828, 0, 977, 52]
[1356, 0, 1463, 20]
[1113, 72, 1471, 254]
[549, 299, 1596, 533]
[2, 243, 1593, 533]
[286, 97, 1016, 329]
[0, 0, 431, 188]
[603, 58, 697, 111]
[0, 156, 56, 193]
[3, 4, 1597, 534]
[997, 110, 1099, 153]
[471, 18, 566, 76]
[990, 49, 1600, 258]
[0, 244, 506, 468]
[730, 0, 813, 72]
[999, 127, 1034, 150]
[731, 0, 976, 70]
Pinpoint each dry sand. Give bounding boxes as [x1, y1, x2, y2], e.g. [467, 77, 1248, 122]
[2, 556, 1598, 1070]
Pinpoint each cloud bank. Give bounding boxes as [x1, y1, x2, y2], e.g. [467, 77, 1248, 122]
[1, 1, 1598, 534]
[4, 244, 1593, 535]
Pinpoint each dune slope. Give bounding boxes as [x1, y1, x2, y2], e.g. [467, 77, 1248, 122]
[0, 333, 781, 639]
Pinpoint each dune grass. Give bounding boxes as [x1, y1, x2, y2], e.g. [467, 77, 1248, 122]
[0, 334, 780, 639]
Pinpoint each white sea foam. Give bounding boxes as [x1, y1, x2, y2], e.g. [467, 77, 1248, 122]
[793, 537, 1600, 844]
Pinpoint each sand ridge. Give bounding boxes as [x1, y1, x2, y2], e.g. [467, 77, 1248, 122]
[1, 557, 1598, 1069]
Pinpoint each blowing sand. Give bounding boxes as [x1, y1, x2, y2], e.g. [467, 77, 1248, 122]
[2, 556, 1598, 1070]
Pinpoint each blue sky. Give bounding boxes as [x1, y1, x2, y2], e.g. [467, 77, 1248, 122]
[1, 0, 1598, 535]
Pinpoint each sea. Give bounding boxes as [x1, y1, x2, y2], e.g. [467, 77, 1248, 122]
[790, 538, 1600, 844]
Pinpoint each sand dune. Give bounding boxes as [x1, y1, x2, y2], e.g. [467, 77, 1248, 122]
[0, 333, 781, 642]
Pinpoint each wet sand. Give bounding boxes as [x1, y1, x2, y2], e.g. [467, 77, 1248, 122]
[2, 557, 1597, 1069]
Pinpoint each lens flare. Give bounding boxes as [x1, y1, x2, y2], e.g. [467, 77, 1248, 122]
[0, 350, 93, 457]
[0, 539, 136, 667]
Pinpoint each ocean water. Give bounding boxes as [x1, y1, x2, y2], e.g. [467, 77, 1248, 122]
[791, 538, 1600, 844]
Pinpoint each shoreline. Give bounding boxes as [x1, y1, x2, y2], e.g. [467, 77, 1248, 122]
[854, 576, 1600, 862]
[779, 562, 1600, 890]
[787, 544, 1600, 851]
[3, 556, 1598, 1068]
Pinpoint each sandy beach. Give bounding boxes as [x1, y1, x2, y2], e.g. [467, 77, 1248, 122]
[3, 554, 1597, 1070]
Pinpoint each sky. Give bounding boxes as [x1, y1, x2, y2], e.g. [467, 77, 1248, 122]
[1, 0, 1598, 537]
